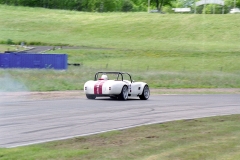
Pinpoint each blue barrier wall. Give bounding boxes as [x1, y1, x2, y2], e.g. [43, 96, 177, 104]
[0, 53, 67, 70]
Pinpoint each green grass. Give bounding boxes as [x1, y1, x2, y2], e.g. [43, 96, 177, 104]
[1, 115, 240, 160]
[0, 5, 240, 91]
[1, 5, 240, 52]
[1, 49, 240, 91]
[0, 44, 21, 52]
[63, 49, 240, 73]
[1, 68, 240, 91]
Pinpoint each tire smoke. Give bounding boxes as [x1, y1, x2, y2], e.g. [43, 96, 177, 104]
[0, 74, 29, 104]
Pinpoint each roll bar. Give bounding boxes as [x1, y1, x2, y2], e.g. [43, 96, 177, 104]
[94, 71, 133, 83]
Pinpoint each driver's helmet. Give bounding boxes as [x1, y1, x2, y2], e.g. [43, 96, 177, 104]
[101, 74, 108, 80]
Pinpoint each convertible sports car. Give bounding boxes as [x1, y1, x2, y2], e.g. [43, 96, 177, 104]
[84, 71, 150, 100]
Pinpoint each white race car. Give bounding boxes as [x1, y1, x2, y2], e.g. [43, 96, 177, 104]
[84, 71, 150, 100]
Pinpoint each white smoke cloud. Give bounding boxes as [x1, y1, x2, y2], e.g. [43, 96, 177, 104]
[0, 74, 29, 104]
[0, 75, 28, 92]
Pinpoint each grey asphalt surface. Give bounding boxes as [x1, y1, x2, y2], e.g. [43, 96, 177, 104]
[24, 46, 54, 53]
[1, 95, 240, 148]
[23, 46, 113, 53]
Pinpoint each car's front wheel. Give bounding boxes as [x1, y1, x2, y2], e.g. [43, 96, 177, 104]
[86, 94, 96, 99]
[119, 85, 128, 100]
[139, 85, 150, 100]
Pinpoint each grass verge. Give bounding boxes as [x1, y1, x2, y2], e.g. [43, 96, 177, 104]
[1, 66, 240, 91]
[1, 49, 240, 91]
[0, 115, 240, 160]
[0, 44, 20, 52]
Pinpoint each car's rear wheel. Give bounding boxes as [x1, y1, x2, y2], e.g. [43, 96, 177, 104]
[119, 85, 128, 100]
[86, 94, 96, 99]
[139, 85, 150, 100]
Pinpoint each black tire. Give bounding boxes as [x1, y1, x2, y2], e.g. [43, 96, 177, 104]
[119, 85, 128, 100]
[139, 85, 150, 100]
[86, 94, 96, 99]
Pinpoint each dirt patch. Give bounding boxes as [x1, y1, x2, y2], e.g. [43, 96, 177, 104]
[29, 90, 85, 100]
[1, 88, 239, 102]
[151, 88, 240, 95]
[0, 91, 84, 102]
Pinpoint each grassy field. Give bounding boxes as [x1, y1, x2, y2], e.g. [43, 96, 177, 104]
[0, 44, 24, 52]
[0, 44, 12, 52]
[1, 49, 240, 91]
[1, 5, 240, 52]
[0, 5, 240, 91]
[0, 115, 240, 160]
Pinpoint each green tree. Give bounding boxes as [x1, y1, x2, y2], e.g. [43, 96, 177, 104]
[150, 0, 173, 12]
[203, 4, 223, 14]
[122, 0, 133, 11]
[102, 0, 119, 12]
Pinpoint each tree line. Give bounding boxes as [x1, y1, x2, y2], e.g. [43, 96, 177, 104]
[0, 0, 150, 12]
[0, 0, 239, 13]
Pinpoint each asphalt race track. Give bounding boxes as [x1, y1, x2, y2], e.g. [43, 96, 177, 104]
[1, 94, 240, 148]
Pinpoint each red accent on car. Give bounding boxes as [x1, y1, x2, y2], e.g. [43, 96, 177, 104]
[94, 80, 106, 94]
